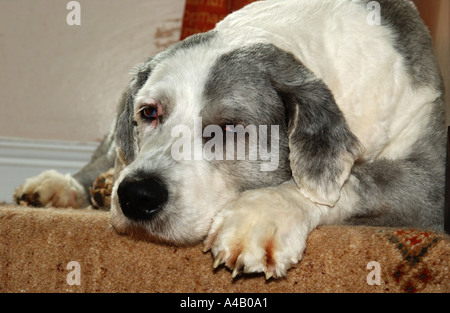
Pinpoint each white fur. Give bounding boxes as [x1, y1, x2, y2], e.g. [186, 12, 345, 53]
[205, 177, 360, 278]
[111, 157, 238, 243]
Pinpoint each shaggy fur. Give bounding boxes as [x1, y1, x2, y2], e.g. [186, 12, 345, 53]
[14, 0, 446, 279]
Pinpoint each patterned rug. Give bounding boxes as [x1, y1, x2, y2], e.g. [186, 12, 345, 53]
[382, 229, 446, 293]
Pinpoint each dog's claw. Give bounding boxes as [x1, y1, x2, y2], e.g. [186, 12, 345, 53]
[265, 271, 274, 280]
[231, 267, 240, 278]
[213, 251, 226, 269]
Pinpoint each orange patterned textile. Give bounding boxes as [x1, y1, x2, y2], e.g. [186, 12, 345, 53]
[180, 0, 259, 40]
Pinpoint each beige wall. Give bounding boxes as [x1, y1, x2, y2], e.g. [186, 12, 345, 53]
[0, 1, 448, 143]
[0, 0, 185, 142]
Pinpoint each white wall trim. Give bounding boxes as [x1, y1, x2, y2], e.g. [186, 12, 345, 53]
[0, 136, 98, 202]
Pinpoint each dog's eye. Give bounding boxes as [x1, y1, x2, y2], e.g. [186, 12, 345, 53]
[140, 107, 157, 120]
[137, 101, 163, 129]
[138, 100, 163, 125]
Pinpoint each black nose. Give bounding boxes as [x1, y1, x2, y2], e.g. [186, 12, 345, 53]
[117, 175, 168, 221]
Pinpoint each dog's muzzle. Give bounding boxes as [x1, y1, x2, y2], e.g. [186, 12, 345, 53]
[117, 175, 168, 221]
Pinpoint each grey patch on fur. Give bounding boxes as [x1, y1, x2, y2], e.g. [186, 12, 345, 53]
[360, 0, 443, 89]
[115, 31, 217, 163]
[276, 79, 362, 201]
[347, 145, 444, 230]
[201, 45, 291, 191]
[203, 43, 361, 193]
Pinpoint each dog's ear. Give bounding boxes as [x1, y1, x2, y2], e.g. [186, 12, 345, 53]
[115, 90, 138, 163]
[275, 79, 363, 206]
[115, 57, 153, 163]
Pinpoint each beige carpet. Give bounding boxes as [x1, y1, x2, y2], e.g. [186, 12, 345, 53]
[1, 206, 449, 293]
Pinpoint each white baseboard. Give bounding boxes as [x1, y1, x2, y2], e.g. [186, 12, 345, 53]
[0, 136, 98, 203]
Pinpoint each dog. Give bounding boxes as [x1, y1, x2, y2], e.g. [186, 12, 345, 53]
[14, 0, 446, 279]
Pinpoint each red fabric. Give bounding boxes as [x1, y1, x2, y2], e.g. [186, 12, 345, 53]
[180, 0, 259, 40]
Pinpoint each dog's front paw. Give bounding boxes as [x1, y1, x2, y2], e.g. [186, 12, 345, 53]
[204, 185, 312, 279]
[14, 170, 87, 208]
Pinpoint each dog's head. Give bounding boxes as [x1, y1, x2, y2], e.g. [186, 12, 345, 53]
[110, 32, 362, 244]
